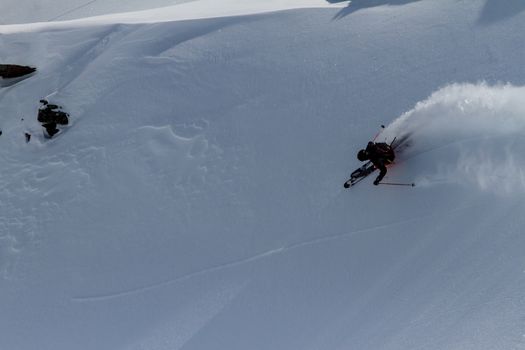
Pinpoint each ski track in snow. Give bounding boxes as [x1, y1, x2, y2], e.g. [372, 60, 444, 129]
[72, 202, 480, 302]
[48, 0, 99, 22]
[72, 247, 284, 302]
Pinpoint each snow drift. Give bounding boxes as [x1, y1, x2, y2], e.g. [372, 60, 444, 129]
[383, 83, 525, 193]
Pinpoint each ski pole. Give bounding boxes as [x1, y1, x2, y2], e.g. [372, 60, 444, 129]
[389, 136, 397, 147]
[379, 182, 415, 187]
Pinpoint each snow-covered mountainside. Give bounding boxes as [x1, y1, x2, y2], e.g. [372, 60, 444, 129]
[0, 0, 344, 26]
[2, 1, 525, 349]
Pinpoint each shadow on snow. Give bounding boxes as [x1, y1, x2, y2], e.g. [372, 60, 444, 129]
[477, 0, 525, 25]
[326, 0, 422, 20]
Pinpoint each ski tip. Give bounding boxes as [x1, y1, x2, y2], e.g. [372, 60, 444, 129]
[411, 183, 415, 187]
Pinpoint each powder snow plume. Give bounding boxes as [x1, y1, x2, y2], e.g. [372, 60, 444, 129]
[382, 83, 525, 193]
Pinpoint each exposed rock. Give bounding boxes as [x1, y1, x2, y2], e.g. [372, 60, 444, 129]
[38, 100, 69, 125]
[0, 64, 36, 87]
[38, 100, 70, 139]
[0, 64, 36, 79]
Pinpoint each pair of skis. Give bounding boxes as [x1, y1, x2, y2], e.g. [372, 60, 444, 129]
[343, 162, 414, 188]
[343, 127, 414, 189]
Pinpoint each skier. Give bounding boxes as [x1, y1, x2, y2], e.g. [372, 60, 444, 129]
[357, 141, 395, 185]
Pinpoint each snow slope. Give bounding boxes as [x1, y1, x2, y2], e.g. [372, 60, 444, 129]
[2, 0, 525, 349]
[0, 0, 344, 26]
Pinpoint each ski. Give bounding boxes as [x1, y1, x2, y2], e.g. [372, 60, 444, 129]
[343, 162, 375, 188]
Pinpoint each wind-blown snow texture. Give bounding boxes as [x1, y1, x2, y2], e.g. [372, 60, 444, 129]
[2, 1, 525, 350]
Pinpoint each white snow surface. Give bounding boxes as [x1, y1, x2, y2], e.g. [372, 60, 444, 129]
[0, 0, 344, 29]
[2, 0, 525, 349]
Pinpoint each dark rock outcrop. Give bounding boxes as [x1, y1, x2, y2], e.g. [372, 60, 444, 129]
[38, 100, 70, 139]
[0, 64, 36, 79]
[38, 100, 69, 125]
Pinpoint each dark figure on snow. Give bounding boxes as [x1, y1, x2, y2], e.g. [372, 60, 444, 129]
[0, 64, 36, 79]
[357, 141, 395, 185]
[38, 99, 69, 138]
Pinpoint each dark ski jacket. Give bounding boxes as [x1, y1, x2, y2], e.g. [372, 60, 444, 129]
[365, 142, 395, 183]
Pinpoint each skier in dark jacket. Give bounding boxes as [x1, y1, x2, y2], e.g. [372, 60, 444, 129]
[357, 141, 395, 185]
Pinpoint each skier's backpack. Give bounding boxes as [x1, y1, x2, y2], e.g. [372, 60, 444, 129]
[368, 142, 395, 163]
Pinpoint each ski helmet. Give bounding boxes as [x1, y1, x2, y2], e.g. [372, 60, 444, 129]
[357, 149, 368, 161]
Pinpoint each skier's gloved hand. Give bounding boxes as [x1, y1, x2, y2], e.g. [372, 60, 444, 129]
[373, 179, 380, 186]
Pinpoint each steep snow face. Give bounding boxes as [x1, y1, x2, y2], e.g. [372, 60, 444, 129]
[0, 0, 343, 26]
[2, 0, 525, 350]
